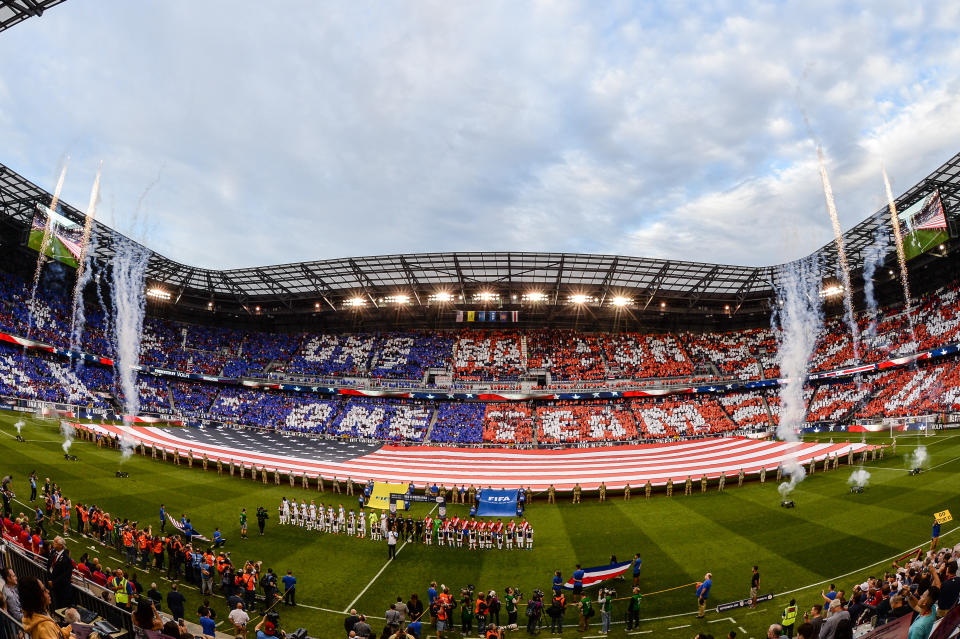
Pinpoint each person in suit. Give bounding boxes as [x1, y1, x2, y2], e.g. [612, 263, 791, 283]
[46, 536, 73, 609]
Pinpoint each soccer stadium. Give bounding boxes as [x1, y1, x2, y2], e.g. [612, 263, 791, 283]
[1, 3, 959, 639]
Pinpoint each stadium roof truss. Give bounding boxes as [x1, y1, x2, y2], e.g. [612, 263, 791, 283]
[1, 151, 959, 316]
[0, 0, 67, 34]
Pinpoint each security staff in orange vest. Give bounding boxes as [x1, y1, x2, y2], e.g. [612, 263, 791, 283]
[123, 528, 136, 565]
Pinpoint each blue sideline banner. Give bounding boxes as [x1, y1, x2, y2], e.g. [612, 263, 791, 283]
[476, 488, 519, 517]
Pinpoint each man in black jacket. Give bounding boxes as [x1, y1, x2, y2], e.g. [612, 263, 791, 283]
[167, 583, 186, 621]
[47, 536, 73, 609]
[344, 609, 360, 636]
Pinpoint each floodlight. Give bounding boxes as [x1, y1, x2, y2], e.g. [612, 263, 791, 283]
[523, 292, 548, 303]
[610, 296, 632, 307]
[569, 293, 590, 305]
[344, 297, 366, 308]
[429, 292, 454, 303]
[660, 301, 666, 309]
[474, 291, 499, 302]
[146, 288, 171, 301]
[820, 285, 844, 298]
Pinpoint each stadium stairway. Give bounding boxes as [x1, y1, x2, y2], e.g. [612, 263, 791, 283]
[761, 392, 776, 426]
[422, 406, 440, 442]
[166, 379, 176, 412]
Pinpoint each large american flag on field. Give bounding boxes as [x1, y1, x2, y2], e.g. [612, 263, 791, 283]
[72, 423, 870, 491]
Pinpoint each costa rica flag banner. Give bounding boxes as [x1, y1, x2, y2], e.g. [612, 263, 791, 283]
[562, 561, 633, 589]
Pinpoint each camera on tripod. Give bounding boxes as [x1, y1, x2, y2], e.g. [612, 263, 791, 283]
[115, 471, 129, 478]
[64, 454, 78, 461]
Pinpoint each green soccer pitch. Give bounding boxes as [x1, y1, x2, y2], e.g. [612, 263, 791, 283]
[2, 412, 957, 638]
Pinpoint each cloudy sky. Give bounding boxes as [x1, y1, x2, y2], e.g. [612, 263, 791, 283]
[1, 0, 958, 269]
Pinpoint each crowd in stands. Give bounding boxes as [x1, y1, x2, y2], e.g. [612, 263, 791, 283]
[537, 401, 639, 443]
[602, 333, 695, 379]
[526, 330, 607, 380]
[631, 397, 731, 438]
[453, 330, 525, 380]
[430, 403, 485, 444]
[5, 266, 960, 446]
[806, 381, 872, 423]
[718, 391, 770, 428]
[482, 403, 536, 443]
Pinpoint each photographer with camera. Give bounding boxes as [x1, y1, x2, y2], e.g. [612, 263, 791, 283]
[475, 590, 488, 631]
[525, 589, 543, 633]
[597, 588, 614, 634]
[547, 588, 566, 633]
[485, 623, 504, 639]
[460, 589, 474, 635]
[504, 587, 519, 626]
[254, 611, 283, 639]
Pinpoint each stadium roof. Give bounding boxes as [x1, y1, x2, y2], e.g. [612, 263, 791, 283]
[0, 152, 958, 318]
[0, 0, 67, 34]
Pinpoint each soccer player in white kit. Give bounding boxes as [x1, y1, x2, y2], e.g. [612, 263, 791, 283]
[307, 501, 316, 530]
[337, 505, 346, 533]
[358, 509, 366, 538]
[347, 509, 356, 536]
[291, 501, 299, 526]
[280, 498, 289, 525]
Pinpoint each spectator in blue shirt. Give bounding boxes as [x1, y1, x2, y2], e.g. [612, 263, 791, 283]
[932, 518, 942, 550]
[160, 504, 166, 532]
[633, 554, 642, 586]
[427, 582, 438, 606]
[199, 610, 216, 637]
[407, 619, 422, 639]
[553, 570, 563, 592]
[213, 528, 225, 547]
[573, 565, 585, 601]
[281, 570, 297, 606]
[696, 573, 712, 618]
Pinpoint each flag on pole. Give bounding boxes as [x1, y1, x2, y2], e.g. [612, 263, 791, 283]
[562, 561, 633, 589]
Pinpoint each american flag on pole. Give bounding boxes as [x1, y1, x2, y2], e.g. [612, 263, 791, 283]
[563, 561, 633, 589]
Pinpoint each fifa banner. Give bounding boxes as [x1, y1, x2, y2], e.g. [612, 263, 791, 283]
[369, 482, 409, 510]
[562, 561, 633, 589]
[476, 488, 519, 517]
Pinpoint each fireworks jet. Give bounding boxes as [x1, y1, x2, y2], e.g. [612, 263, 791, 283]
[847, 468, 871, 493]
[60, 420, 75, 454]
[861, 229, 889, 341]
[773, 257, 823, 501]
[28, 160, 69, 338]
[881, 165, 917, 348]
[110, 238, 150, 440]
[70, 162, 102, 351]
[815, 146, 859, 362]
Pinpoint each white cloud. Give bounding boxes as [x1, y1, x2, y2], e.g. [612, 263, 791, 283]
[0, 0, 957, 269]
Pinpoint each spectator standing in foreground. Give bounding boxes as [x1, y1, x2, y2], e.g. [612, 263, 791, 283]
[199, 608, 216, 638]
[167, 583, 186, 621]
[229, 602, 250, 639]
[281, 570, 297, 606]
[19, 576, 63, 639]
[1, 567, 21, 622]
